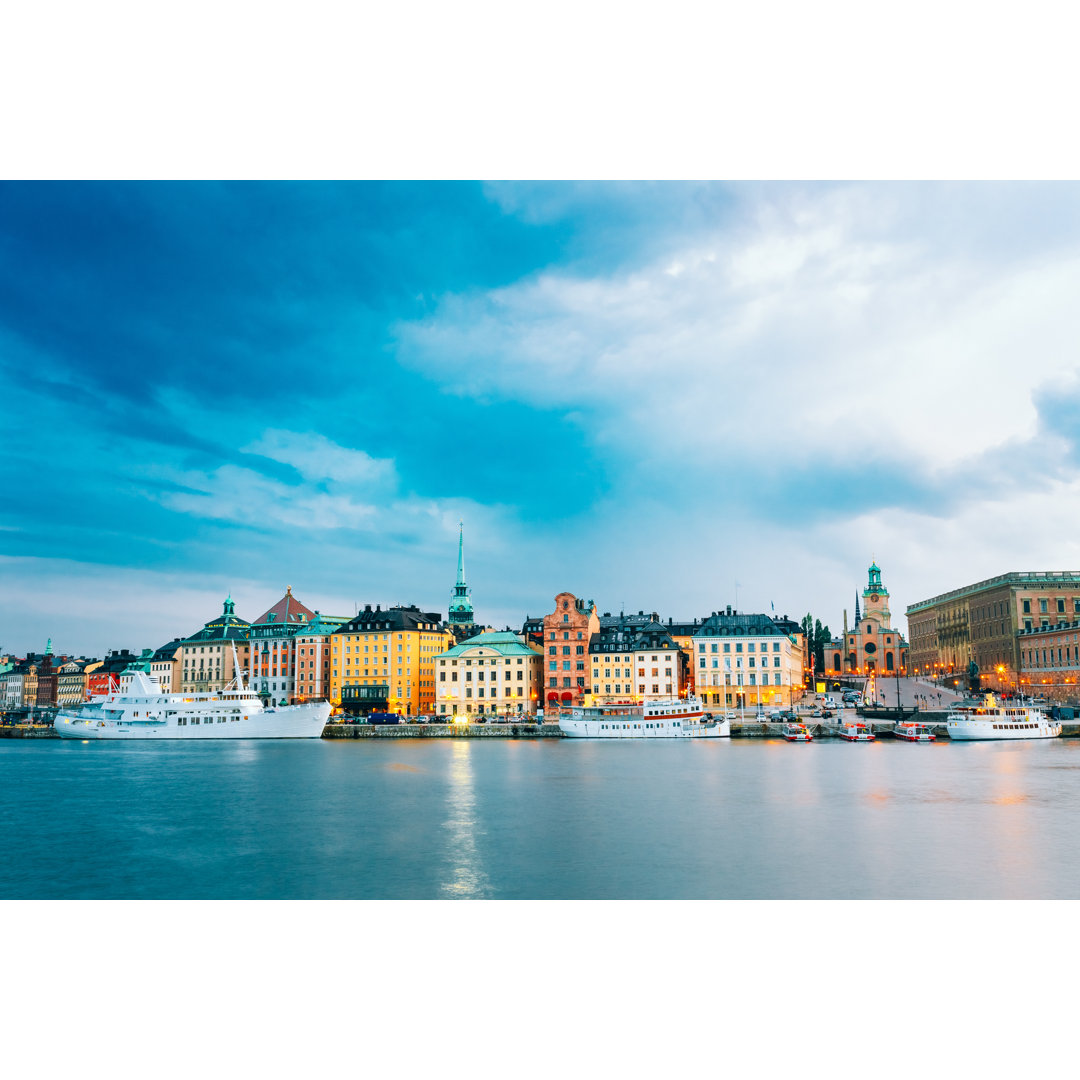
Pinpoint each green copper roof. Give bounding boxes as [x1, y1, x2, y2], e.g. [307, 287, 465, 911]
[435, 630, 540, 658]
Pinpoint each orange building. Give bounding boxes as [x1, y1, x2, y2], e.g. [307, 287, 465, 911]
[540, 592, 600, 709]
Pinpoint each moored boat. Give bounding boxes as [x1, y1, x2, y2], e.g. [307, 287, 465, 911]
[557, 697, 729, 739]
[893, 722, 935, 742]
[54, 656, 329, 740]
[945, 693, 1061, 741]
[840, 721, 875, 742]
[782, 722, 812, 742]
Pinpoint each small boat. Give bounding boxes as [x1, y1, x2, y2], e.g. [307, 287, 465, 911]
[782, 722, 812, 742]
[840, 721, 875, 742]
[894, 722, 935, 742]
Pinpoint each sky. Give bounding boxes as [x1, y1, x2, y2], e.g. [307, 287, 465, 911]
[4, 180, 1080, 657]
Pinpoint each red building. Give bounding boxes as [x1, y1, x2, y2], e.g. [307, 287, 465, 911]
[541, 592, 600, 708]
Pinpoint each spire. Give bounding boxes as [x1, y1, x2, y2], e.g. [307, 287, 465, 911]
[224, 593, 236, 617]
[854, 591, 861, 625]
[448, 521, 474, 625]
[45, 637, 53, 655]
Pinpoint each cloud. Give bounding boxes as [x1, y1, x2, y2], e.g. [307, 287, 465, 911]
[244, 429, 397, 489]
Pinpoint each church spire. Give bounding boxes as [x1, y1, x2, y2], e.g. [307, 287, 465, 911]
[854, 591, 861, 626]
[448, 522, 474, 626]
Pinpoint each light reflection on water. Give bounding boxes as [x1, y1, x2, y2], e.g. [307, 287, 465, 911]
[439, 741, 491, 900]
[2, 736, 1080, 898]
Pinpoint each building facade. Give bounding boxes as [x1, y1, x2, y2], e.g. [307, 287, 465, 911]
[831, 562, 909, 676]
[247, 587, 318, 705]
[906, 570, 1080, 689]
[87, 650, 142, 697]
[1017, 621, 1080, 701]
[292, 612, 348, 703]
[179, 596, 252, 693]
[434, 631, 543, 718]
[541, 593, 600, 708]
[588, 617, 687, 705]
[150, 640, 183, 694]
[692, 609, 804, 709]
[331, 604, 452, 717]
[57, 659, 95, 705]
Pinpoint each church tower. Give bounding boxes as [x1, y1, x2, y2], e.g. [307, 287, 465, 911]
[861, 561, 891, 629]
[448, 522, 475, 627]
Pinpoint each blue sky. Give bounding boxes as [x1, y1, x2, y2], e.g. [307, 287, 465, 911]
[4, 181, 1080, 656]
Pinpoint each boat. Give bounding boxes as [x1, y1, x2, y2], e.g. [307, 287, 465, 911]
[54, 659, 329, 740]
[945, 693, 1061, 742]
[840, 721, 875, 742]
[782, 722, 812, 742]
[557, 698, 730, 739]
[893, 722, 936, 742]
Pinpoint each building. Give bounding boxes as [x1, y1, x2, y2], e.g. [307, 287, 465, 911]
[179, 596, 252, 693]
[87, 649, 143, 697]
[540, 593, 600, 708]
[117, 650, 155, 692]
[831, 562, 909, 677]
[247, 587, 319, 705]
[434, 630, 543, 718]
[292, 612, 349, 702]
[588, 615, 687, 706]
[331, 604, 453, 717]
[1018, 621, 1080, 701]
[149, 640, 183, 694]
[692, 608, 804, 709]
[906, 570, 1080, 689]
[57, 659, 96, 705]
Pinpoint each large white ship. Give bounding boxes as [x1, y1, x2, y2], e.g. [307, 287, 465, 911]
[946, 694, 1061, 742]
[54, 666, 330, 740]
[557, 698, 730, 739]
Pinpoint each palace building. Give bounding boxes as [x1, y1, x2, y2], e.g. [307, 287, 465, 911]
[434, 630, 543, 718]
[907, 570, 1080, 690]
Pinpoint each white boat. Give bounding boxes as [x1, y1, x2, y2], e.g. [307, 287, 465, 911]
[945, 694, 1061, 741]
[782, 722, 812, 742]
[54, 667, 329, 740]
[893, 722, 935, 742]
[840, 721, 875, 742]
[557, 698, 730, 739]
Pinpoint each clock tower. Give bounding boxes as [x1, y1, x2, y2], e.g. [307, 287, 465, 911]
[861, 561, 891, 630]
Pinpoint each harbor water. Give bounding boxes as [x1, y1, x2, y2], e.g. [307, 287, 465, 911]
[3, 736, 1080, 898]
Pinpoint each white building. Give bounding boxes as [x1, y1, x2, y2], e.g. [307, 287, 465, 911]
[587, 617, 687, 705]
[434, 631, 543, 718]
[693, 609, 805, 710]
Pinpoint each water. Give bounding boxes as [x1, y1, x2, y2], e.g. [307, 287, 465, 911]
[3, 736, 1080, 898]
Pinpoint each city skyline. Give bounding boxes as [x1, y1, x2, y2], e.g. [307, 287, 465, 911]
[4, 182, 1080, 655]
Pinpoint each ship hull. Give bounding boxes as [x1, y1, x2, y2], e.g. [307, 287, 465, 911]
[54, 701, 330, 740]
[946, 720, 1061, 741]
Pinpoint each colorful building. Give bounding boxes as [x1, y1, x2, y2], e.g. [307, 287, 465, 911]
[179, 596, 252, 693]
[588, 615, 686, 705]
[692, 610, 804, 709]
[247, 586, 318, 705]
[540, 592, 600, 708]
[292, 612, 349, 703]
[434, 630, 543, 718]
[332, 604, 453, 717]
[906, 570, 1080, 689]
[87, 649, 143, 697]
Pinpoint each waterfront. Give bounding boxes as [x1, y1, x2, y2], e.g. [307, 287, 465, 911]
[3, 737, 1080, 899]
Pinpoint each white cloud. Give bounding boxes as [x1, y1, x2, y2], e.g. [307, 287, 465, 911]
[244, 429, 397, 489]
[395, 184, 1080, 478]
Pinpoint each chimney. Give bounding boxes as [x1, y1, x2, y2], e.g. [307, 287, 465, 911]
[726, 605, 732, 616]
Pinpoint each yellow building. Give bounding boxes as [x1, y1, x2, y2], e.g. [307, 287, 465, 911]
[331, 604, 453, 717]
[434, 631, 544, 719]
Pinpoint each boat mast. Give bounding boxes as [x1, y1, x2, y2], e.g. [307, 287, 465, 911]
[231, 639, 245, 691]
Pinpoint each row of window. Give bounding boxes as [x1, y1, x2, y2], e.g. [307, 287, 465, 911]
[698, 641, 781, 653]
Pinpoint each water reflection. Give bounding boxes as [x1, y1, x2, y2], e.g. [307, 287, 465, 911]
[439, 741, 491, 899]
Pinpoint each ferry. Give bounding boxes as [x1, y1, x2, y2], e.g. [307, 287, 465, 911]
[840, 721, 875, 742]
[54, 663, 329, 740]
[556, 698, 729, 739]
[782, 722, 812, 742]
[945, 694, 1061, 741]
[893, 722, 936, 742]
